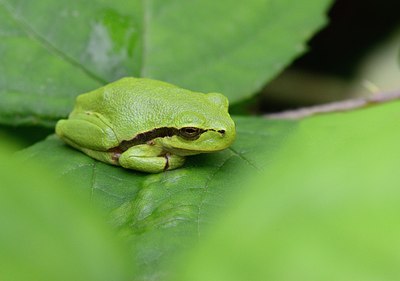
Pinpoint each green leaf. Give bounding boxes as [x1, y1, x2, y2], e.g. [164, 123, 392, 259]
[17, 102, 400, 280]
[140, 0, 331, 102]
[0, 138, 132, 281]
[170, 101, 400, 281]
[17, 117, 297, 280]
[0, 0, 136, 126]
[0, 0, 331, 126]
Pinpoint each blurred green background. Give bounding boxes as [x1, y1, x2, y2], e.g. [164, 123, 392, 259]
[1, 0, 400, 280]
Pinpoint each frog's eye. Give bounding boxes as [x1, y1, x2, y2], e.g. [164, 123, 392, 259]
[179, 127, 203, 140]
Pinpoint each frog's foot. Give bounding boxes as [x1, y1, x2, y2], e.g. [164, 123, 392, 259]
[118, 144, 185, 173]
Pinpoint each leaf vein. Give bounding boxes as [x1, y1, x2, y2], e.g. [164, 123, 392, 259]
[90, 162, 98, 202]
[196, 154, 234, 238]
[140, 0, 150, 77]
[228, 147, 260, 171]
[0, 0, 106, 84]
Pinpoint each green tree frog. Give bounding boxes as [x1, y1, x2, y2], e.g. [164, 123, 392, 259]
[56, 77, 236, 173]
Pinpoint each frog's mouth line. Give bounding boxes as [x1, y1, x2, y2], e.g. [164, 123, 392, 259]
[108, 127, 225, 156]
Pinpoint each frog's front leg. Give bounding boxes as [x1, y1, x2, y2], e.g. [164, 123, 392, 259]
[56, 112, 119, 150]
[118, 144, 185, 173]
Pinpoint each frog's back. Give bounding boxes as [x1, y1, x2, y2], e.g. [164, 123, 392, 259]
[76, 77, 178, 111]
[74, 77, 216, 141]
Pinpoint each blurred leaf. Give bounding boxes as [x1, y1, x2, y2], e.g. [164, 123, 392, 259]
[171, 101, 400, 281]
[18, 117, 297, 280]
[140, 0, 331, 102]
[0, 124, 53, 150]
[0, 138, 133, 281]
[0, 0, 331, 126]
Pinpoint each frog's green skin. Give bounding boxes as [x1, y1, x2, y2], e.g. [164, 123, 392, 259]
[56, 77, 236, 173]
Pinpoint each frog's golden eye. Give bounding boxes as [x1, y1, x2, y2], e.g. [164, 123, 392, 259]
[179, 127, 203, 140]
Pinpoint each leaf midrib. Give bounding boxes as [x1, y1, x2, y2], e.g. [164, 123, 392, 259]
[0, 0, 107, 85]
[139, 0, 150, 77]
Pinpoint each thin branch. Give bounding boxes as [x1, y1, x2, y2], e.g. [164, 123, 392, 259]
[265, 91, 400, 120]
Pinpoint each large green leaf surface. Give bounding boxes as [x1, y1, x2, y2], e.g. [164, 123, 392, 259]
[0, 0, 331, 126]
[17, 101, 400, 280]
[18, 117, 296, 280]
[171, 101, 400, 281]
[0, 138, 132, 281]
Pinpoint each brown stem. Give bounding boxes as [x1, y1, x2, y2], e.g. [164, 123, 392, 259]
[265, 91, 400, 120]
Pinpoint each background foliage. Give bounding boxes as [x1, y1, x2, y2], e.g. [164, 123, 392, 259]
[0, 0, 329, 126]
[1, 0, 400, 280]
